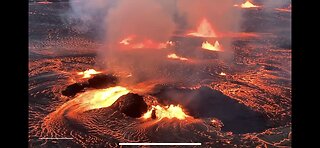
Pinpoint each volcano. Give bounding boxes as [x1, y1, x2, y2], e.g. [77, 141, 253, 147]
[29, 0, 291, 147]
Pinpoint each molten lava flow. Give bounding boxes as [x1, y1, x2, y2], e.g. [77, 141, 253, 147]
[275, 4, 291, 12]
[119, 37, 133, 45]
[143, 104, 189, 120]
[211, 118, 224, 128]
[49, 86, 130, 118]
[234, 1, 260, 8]
[188, 18, 217, 38]
[81, 86, 130, 111]
[158, 41, 174, 49]
[119, 36, 171, 49]
[202, 41, 222, 51]
[77, 69, 102, 78]
[132, 39, 153, 49]
[224, 32, 260, 38]
[37, 1, 52, 4]
[167, 53, 188, 61]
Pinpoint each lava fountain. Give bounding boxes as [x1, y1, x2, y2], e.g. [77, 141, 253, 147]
[219, 72, 226, 76]
[234, 1, 261, 8]
[188, 18, 217, 38]
[167, 53, 189, 61]
[143, 104, 189, 120]
[202, 41, 222, 51]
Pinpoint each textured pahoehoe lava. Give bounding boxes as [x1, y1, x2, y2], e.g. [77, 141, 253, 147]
[29, 1, 291, 147]
[29, 49, 291, 147]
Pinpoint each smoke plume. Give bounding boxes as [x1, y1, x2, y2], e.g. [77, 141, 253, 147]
[68, 0, 242, 86]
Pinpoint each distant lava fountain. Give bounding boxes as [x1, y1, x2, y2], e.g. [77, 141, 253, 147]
[234, 1, 260, 8]
[77, 69, 102, 78]
[167, 53, 189, 61]
[143, 105, 189, 120]
[202, 41, 222, 51]
[188, 18, 217, 38]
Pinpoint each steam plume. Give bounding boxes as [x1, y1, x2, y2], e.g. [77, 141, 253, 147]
[68, 0, 242, 85]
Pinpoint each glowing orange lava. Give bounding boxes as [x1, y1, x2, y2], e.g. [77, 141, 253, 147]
[166, 41, 174, 46]
[77, 69, 102, 78]
[202, 41, 222, 51]
[119, 36, 171, 49]
[167, 53, 188, 61]
[49, 86, 130, 116]
[211, 118, 223, 128]
[119, 36, 133, 45]
[224, 32, 260, 38]
[234, 1, 260, 8]
[78, 86, 130, 111]
[188, 18, 217, 38]
[143, 105, 189, 120]
[275, 4, 291, 12]
[211, 118, 218, 123]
